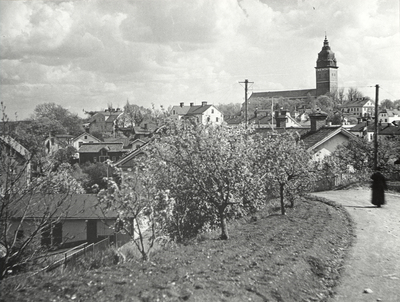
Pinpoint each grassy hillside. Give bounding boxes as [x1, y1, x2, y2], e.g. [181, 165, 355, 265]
[1, 196, 354, 302]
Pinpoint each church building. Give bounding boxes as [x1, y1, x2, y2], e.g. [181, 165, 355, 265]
[249, 36, 339, 102]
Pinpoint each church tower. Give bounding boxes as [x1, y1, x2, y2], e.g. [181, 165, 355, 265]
[315, 36, 338, 96]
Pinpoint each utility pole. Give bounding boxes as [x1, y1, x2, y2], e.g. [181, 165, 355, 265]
[373, 84, 379, 170]
[239, 79, 253, 126]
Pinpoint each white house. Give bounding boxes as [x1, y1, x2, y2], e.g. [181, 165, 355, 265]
[300, 111, 357, 161]
[341, 98, 374, 117]
[171, 102, 223, 125]
[379, 109, 400, 125]
[72, 132, 102, 150]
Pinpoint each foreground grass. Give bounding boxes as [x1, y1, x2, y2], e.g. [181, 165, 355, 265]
[1, 197, 354, 302]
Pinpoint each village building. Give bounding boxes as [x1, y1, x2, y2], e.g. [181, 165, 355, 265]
[78, 142, 130, 164]
[349, 120, 375, 142]
[249, 36, 339, 106]
[72, 132, 102, 150]
[300, 111, 357, 161]
[171, 101, 223, 125]
[378, 108, 400, 125]
[378, 123, 400, 138]
[0, 135, 31, 188]
[44, 134, 75, 155]
[341, 98, 374, 117]
[8, 194, 131, 248]
[83, 108, 123, 135]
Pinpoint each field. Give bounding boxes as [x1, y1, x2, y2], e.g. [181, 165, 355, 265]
[1, 196, 354, 302]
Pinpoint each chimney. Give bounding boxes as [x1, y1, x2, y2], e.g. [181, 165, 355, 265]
[202, 101, 207, 106]
[276, 116, 287, 128]
[180, 102, 184, 107]
[275, 109, 288, 128]
[309, 109, 328, 132]
[190, 103, 194, 107]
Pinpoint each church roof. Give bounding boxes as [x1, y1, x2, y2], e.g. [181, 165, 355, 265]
[316, 36, 338, 68]
[249, 89, 316, 100]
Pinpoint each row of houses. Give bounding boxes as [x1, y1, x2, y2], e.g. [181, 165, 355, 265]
[2, 100, 399, 250]
[340, 97, 400, 122]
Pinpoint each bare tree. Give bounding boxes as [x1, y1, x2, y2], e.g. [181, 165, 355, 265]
[1, 106, 84, 279]
[346, 87, 364, 102]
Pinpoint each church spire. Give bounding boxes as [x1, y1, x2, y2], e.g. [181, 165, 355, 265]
[315, 36, 339, 96]
[316, 35, 337, 68]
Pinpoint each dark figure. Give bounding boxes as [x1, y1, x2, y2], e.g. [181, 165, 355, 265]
[371, 171, 387, 207]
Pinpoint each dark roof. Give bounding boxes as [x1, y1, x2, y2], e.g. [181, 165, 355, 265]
[171, 105, 191, 115]
[54, 134, 74, 139]
[254, 127, 310, 137]
[350, 122, 375, 133]
[224, 116, 243, 125]
[12, 194, 121, 219]
[88, 111, 122, 124]
[316, 36, 338, 68]
[249, 115, 273, 125]
[342, 98, 373, 108]
[185, 104, 213, 115]
[79, 142, 125, 153]
[300, 126, 356, 150]
[103, 137, 131, 147]
[379, 124, 400, 136]
[249, 89, 316, 100]
[106, 114, 120, 123]
[380, 109, 400, 117]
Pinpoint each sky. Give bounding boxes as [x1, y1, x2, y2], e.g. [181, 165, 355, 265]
[1, 0, 399, 120]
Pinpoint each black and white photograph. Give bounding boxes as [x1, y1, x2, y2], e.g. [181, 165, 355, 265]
[1, 0, 399, 301]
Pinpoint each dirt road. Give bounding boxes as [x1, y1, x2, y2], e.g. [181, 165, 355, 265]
[312, 188, 400, 302]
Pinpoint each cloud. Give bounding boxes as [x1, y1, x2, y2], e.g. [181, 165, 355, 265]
[0, 1, 74, 59]
[0, 0, 399, 120]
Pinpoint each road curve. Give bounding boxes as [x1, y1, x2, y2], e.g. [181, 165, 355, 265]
[312, 188, 400, 302]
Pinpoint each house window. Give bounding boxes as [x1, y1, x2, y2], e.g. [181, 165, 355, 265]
[94, 157, 97, 162]
[112, 156, 116, 162]
[211, 109, 214, 114]
[84, 135, 87, 139]
[79, 142, 83, 147]
[216, 117, 219, 122]
[207, 117, 210, 122]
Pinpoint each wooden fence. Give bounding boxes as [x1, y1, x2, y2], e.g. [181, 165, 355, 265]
[44, 237, 111, 272]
